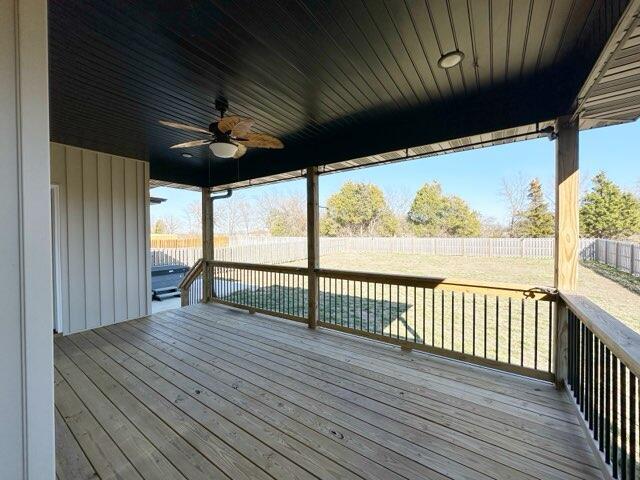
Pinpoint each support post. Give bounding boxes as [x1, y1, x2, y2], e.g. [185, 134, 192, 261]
[307, 167, 319, 328]
[554, 115, 579, 390]
[1, 0, 55, 477]
[202, 187, 214, 302]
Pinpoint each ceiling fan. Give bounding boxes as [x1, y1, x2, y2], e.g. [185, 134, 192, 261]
[159, 98, 283, 159]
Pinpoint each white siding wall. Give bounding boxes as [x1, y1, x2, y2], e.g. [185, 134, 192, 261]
[0, 0, 55, 477]
[50, 143, 151, 334]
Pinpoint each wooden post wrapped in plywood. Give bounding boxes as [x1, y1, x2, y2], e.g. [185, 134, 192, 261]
[554, 115, 579, 389]
[202, 187, 214, 302]
[307, 166, 319, 328]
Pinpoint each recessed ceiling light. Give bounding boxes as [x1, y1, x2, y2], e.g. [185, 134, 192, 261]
[181, 152, 193, 158]
[438, 50, 464, 69]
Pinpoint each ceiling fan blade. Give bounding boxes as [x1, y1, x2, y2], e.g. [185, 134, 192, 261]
[218, 115, 254, 136]
[169, 139, 212, 149]
[233, 143, 247, 158]
[236, 133, 284, 149]
[159, 120, 211, 135]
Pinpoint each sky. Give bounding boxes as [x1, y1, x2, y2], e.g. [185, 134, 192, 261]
[151, 120, 640, 228]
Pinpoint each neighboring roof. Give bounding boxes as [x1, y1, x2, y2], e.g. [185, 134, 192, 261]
[48, 1, 635, 189]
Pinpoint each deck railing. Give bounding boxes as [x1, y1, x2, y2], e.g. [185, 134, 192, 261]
[209, 260, 308, 323]
[178, 258, 204, 307]
[563, 293, 640, 479]
[205, 260, 557, 380]
[318, 269, 556, 380]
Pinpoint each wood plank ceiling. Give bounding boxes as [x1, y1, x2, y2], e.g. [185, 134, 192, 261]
[49, 0, 629, 188]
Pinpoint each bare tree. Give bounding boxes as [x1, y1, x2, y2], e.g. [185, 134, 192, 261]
[385, 187, 413, 217]
[152, 214, 183, 234]
[255, 192, 307, 236]
[500, 173, 529, 235]
[183, 200, 201, 235]
[214, 196, 254, 237]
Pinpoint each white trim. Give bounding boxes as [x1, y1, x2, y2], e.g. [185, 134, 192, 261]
[50, 185, 63, 333]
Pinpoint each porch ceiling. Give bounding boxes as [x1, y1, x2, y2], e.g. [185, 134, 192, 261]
[49, 0, 632, 189]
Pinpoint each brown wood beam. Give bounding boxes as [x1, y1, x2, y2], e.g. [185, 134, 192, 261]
[202, 187, 214, 302]
[307, 167, 319, 329]
[554, 115, 579, 389]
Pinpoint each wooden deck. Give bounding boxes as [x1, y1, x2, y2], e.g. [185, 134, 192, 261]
[55, 303, 603, 480]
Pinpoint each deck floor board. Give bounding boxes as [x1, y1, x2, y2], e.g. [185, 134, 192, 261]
[56, 303, 603, 480]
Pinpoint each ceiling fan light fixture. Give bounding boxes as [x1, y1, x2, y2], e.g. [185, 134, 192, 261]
[438, 50, 464, 69]
[209, 141, 238, 158]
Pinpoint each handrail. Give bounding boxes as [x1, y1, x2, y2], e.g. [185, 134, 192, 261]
[561, 292, 639, 479]
[205, 259, 557, 380]
[209, 259, 307, 275]
[318, 268, 557, 301]
[561, 292, 640, 377]
[179, 258, 203, 289]
[179, 258, 204, 307]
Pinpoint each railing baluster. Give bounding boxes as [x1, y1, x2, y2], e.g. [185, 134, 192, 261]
[472, 293, 476, 356]
[630, 373, 637, 480]
[621, 363, 627, 480]
[521, 300, 525, 367]
[594, 337, 600, 441]
[548, 301, 553, 372]
[432, 289, 436, 347]
[600, 338, 605, 452]
[606, 347, 612, 464]
[495, 296, 499, 361]
[451, 291, 455, 351]
[462, 292, 466, 354]
[508, 298, 511, 364]
[483, 295, 487, 359]
[534, 301, 539, 370]
[441, 290, 445, 348]
[613, 355, 618, 479]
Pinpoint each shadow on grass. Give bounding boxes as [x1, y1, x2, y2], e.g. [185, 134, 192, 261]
[220, 286, 418, 340]
[581, 260, 640, 296]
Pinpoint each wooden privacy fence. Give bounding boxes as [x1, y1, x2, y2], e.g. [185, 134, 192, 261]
[594, 238, 640, 276]
[152, 237, 598, 267]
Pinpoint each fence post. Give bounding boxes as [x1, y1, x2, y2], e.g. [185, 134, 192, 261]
[615, 241, 620, 270]
[632, 244, 636, 275]
[307, 167, 319, 329]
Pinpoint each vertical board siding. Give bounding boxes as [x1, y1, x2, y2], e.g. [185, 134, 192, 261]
[112, 156, 128, 323]
[50, 143, 150, 334]
[97, 154, 115, 326]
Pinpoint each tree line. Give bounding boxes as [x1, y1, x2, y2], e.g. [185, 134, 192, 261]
[152, 171, 640, 239]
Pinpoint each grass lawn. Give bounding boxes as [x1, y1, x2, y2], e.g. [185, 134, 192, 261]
[284, 253, 640, 332]
[287, 252, 640, 332]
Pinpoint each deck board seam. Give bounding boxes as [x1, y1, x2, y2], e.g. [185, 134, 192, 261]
[141, 312, 601, 478]
[94, 327, 451, 480]
[56, 341, 191, 480]
[54, 356, 149, 480]
[156, 309, 599, 467]
[179, 307, 580, 423]
[108, 322, 484, 479]
[64, 333, 238, 480]
[186, 304, 572, 407]
[127, 318, 589, 479]
[90, 326, 390, 480]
